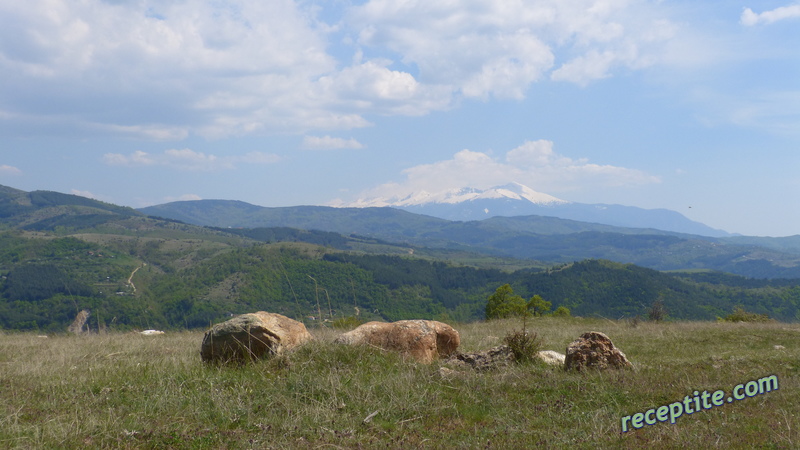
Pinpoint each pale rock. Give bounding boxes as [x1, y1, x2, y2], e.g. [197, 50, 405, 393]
[140, 330, 165, 335]
[200, 312, 312, 364]
[334, 320, 460, 363]
[537, 350, 566, 367]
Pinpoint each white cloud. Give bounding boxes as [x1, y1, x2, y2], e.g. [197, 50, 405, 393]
[0, 0, 683, 139]
[301, 135, 364, 150]
[551, 50, 619, 85]
[314, 59, 453, 115]
[357, 140, 660, 200]
[0, 164, 22, 175]
[350, 0, 676, 95]
[98, 124, 190, 142]
[103, 151, 157, 167]
[741, 4, 800, 26]
[0, 0, 349, 138]
[102, 149, 281, 171]
[350, 2, 555, 99]
[505, 140, 577, 167]
[163, 149, 222, 170]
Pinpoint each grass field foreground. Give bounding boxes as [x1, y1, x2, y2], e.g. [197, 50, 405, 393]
[1, 317, 798, 448]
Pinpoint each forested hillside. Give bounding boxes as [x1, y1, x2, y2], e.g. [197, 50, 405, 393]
[2, 184, 800, 332]
[140, 199, 800, 279]
[3, 225, 800, 332]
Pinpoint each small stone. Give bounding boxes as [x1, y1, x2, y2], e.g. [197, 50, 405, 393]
[537, 350, 566, 367]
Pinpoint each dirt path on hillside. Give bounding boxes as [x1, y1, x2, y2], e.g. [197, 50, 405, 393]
[128, 264, 145, 293]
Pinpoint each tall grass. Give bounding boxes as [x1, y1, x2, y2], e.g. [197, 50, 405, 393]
[1, 318, 798, 448]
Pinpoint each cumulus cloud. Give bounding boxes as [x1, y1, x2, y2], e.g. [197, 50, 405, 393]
[741, 4, 800, 26]
[551, 50, 620, 85]
[349, 2, 555, 99]
[350, 0, 676, 94]
[103, 149, 280, 171]
[357, 140, 660, 200]
[301, 135, 364, 150]
[314, 59, 453, 115]
[0, 0, 682, 139]
[0, 0, 345, 138]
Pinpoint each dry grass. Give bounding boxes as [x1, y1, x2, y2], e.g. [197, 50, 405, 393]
[1, 318, 799, 448]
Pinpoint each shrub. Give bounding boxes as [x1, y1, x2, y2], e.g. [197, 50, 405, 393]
[332, 316, 363, 330]
[719, 306, 772, 323]
[503, 329, 542, 364]
[626, 315, 641, 328]
[552, 306, 571, 317]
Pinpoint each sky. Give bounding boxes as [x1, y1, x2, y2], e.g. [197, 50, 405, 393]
[1, 0, 799, 237]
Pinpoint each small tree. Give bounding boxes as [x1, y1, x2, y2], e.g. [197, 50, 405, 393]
[648, 298, 667, 322]
[528, 294, 552, 317]
[485, 284, 527, 319]
[553, 306, 571, 317]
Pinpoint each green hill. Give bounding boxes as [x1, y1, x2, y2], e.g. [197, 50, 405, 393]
[2, 184, 800, 332]
[141, 199, 800, 279]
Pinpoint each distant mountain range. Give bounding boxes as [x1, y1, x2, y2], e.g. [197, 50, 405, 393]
[5, 183, 800, 330]
[340, 182, 730, 237]
[2, 183, 799, 279]
[139, 195, 800, 279]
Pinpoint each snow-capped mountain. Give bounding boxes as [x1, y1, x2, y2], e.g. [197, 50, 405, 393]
[341, 182, 731, 237]
[349, 182, 567, 208]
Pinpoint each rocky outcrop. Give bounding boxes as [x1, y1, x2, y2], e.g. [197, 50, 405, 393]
[564, 331, 632, 371]
[446, 347, 566, 371]
[447, 345, 515, 371]
[334, 320, 460, 363]
[200, 312, 312, 364]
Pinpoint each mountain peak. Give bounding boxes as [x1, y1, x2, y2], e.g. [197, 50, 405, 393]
[478, 182, 569, 205]
[343, 183, 568, 208]
[334, 182, 730, 236]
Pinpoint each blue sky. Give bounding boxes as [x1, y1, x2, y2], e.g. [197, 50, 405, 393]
[1, 0, 799, 236]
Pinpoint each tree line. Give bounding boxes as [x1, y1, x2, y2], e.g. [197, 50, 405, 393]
[3, 231, 800, 332]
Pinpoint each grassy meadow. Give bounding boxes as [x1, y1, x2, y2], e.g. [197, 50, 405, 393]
[1, 317, 798, 449]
